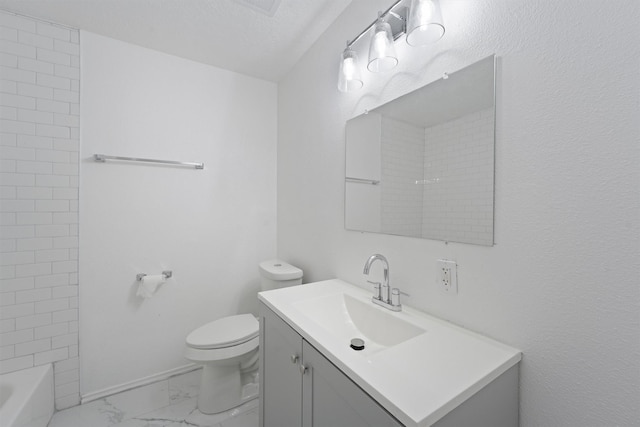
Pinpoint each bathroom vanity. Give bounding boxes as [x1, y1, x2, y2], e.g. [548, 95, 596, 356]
[258, 279, 521, 427]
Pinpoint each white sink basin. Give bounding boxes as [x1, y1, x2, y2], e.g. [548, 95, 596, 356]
[258, 279, 522, 427]
[293, 292, 425, 353]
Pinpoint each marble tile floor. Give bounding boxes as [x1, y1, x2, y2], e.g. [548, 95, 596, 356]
[48, 368, 258, 427]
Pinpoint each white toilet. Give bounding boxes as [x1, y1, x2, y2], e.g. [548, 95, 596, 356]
[184, 259, 303, 414]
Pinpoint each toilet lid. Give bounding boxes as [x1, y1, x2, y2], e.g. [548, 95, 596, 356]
[186, 314, 259, 349]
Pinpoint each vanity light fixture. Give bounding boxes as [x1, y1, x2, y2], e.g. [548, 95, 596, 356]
[337, 0, 445, 92]
[367, 13, 399, 73]
[338, 43, 364, 92]
[406, 0, 445, 46]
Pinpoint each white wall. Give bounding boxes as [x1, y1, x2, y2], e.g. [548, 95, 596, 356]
[0, 10, 80, 410]
[80, 32, 277, 397]
[277, 0, 639, 425]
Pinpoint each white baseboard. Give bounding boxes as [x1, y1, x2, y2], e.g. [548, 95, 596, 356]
[81, 363, 199, 404]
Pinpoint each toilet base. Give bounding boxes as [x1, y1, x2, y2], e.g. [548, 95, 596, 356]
[197, 361, 259, 414]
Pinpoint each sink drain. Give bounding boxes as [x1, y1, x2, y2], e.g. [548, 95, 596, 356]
[350, 338, 365, 351]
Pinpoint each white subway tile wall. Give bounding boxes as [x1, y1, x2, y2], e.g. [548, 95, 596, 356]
[379, 109, 494, 244]
[0, 10, 80, 410]
[381, 116, 425, 236]
[423, 109, 494, 245]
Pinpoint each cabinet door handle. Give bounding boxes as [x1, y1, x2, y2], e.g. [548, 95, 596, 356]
[299, 364, 308, 375]
[290, 354, 299, 364]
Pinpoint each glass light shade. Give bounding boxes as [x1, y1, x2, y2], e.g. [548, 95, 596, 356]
[406, 0, 445, 46]
[338, 47, 363, 92]
[367, 18, 398, 73]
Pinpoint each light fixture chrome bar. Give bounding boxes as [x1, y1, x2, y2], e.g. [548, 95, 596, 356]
[346, 0, 406, 47]
[93, 154, 204, 170]
[346, 177, 380, 185]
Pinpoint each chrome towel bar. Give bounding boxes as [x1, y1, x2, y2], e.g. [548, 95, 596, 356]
[136, 271, 173, 281]
[94, 154, 204, 170]
[346, 177, 380, 185]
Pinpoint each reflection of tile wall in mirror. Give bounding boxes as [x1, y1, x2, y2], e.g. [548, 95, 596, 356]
[345, 55, 495, 246]
[422, 108, 494, 245]
[381, 116, 424, 237]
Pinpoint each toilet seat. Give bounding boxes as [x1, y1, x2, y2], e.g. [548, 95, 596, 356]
[184, 259, 302, 414]
[186, 314, 259, 350]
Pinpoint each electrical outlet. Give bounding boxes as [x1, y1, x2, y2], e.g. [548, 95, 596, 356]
[437, 260, 457, 294]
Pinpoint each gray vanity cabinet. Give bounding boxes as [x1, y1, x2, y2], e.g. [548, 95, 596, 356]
[301, 340, 402, 427]
[260, 302, 303, 427]
[259, 302, 403, 427]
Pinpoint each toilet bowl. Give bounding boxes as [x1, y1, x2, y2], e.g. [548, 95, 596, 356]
[184, 259, 302, 414]
[184, 314, 260, 414]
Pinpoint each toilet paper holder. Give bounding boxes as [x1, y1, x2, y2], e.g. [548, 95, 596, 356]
[136, 271, 172, 281]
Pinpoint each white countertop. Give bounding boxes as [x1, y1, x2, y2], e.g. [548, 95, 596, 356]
[258, 279, 522, 427]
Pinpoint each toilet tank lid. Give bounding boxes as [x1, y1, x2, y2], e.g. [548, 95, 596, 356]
[259, 259, 303, 280]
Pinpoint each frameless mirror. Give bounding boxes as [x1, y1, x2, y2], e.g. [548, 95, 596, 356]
[345, 55, 495, 245]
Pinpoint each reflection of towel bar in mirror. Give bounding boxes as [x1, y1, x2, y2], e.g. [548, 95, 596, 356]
[94, 154, 204, 170]
[346, 177, 380, 185]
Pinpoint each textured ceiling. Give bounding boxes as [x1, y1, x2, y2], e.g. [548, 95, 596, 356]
[0, 0, 352, 82]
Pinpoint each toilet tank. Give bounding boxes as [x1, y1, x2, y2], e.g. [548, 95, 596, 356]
[259, 259, 303, 291]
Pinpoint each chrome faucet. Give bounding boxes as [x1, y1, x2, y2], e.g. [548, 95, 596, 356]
[363, 253, 389, 300]
[363, 254, 406, 311]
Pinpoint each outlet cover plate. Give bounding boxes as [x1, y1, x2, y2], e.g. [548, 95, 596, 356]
[437, 259, 457, 294]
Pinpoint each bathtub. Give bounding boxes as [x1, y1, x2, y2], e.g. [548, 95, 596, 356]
[0, 364, 54, 427]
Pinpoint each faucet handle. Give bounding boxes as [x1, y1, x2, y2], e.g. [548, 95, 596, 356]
[367, 280, 382, 300]
[381, 282, 390, 303]
[391, 288, 410, 307]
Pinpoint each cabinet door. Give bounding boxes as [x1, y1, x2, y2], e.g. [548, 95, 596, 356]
[260, 304, 303, 427]
[302, 341, 403, 427]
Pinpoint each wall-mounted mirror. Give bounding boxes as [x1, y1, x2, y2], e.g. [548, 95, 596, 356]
[345, 55, 495, 245]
